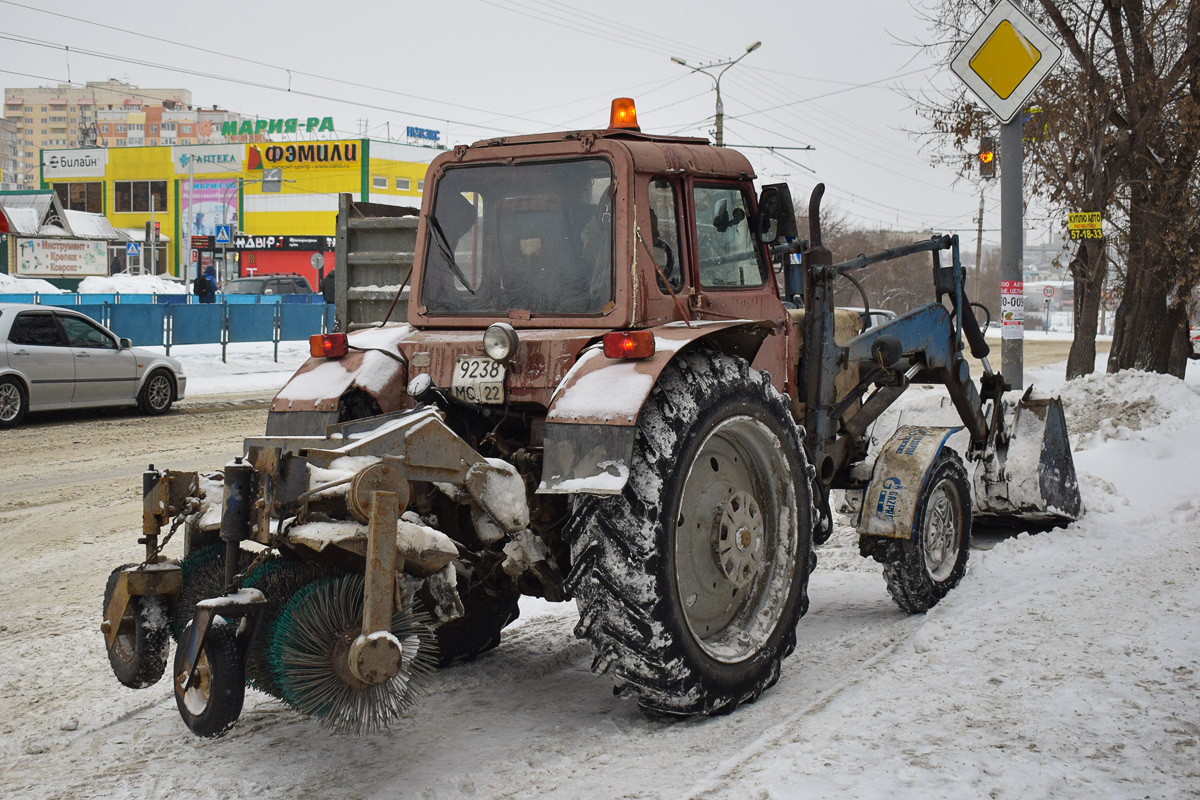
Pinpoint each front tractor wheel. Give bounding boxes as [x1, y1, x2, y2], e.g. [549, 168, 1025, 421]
[566, 350, 814, 717]
[881, 448, 972, 614]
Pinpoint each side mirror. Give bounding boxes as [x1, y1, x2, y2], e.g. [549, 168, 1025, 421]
[757, 184, 799, 244]
[119, 337, 133, 350]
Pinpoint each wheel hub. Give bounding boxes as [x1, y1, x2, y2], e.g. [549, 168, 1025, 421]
[0, 384, 19, 421]
[923, 482, 961, 582]
[715, 491, 764, 589]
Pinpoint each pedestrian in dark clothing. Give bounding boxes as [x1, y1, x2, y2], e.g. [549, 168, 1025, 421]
[203, 265, 219, 303]
[322, 269, 336, 304]
[193, 265, 218, 304]
[110, 255, 121, 275]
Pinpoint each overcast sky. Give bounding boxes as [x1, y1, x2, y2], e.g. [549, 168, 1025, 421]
[1, 0, 1057, 250]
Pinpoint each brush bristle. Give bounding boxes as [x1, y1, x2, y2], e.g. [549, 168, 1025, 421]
[171, 544, 253, 641]
[270, 574, 438, 734]
[242, 556, 340, 698]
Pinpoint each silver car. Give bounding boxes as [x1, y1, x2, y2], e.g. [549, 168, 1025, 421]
[0, 303, 187, 427]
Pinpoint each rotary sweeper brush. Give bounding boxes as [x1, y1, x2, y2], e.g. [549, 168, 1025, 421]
[100, 99, 1081, 737]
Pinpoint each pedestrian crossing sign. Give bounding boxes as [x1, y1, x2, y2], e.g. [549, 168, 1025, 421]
[126, 242, 140, 256]
[216, 225, 232, 244]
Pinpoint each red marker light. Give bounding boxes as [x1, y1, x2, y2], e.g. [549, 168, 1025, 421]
[309, 332, 349, 358]
[602, 330, 655, 359]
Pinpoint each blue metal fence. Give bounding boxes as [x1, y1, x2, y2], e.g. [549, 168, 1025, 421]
[109, 304, 168, 347]
[171, 305, 225, 346]
[0, 293, 333, 360]
[228, 305, 277, 343]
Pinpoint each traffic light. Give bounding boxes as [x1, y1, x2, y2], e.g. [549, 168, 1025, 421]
[979, 136, 997, 179]
[144, 221, 161, 243]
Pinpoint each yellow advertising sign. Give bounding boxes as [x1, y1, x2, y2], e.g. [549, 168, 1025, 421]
[1068, 212, 1103, 240]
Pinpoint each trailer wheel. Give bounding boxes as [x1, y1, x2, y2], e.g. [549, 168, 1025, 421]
[882, 448, 972, 613]
[566, 350, 813, 717]
[174, 620, 244, 738]
[103, 565, 170, 689]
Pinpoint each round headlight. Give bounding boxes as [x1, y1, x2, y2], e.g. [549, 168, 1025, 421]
[483, 322, 519, 362]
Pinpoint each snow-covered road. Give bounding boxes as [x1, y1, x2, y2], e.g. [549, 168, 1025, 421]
[0, 352, 1197, 799]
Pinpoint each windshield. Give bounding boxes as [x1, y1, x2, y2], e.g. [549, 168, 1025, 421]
[226, 279, 264, 294]
[419, 158, 614, 316]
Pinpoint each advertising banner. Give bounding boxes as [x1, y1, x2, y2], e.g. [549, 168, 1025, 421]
[181, 179, 239, 239]
[1000, 280, 1024, 339]
[233, 235, 336, 250]
[173, 144, 243, 175]
[247, 140, 360, 171]
[16, 238, 108, 277]
[41, 149, 108, 179]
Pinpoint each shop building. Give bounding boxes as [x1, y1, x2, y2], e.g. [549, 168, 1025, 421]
[38, 138, 442, 288]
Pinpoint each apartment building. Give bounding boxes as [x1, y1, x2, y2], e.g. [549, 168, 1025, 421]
[3, 80, 191, 188]
[0, 118, 17, 191]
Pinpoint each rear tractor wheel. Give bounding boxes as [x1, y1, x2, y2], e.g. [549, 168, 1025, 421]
[881, 448, 972, 613]
[566, 350, 814, 717]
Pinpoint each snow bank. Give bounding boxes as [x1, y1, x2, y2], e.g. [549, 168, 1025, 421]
[0, 272, 63, 294]
[77, 274, 187, 294]
[1056, 368, 1200, 442]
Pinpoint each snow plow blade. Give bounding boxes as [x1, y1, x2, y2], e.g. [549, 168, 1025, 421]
[974, 389, 1081, 525]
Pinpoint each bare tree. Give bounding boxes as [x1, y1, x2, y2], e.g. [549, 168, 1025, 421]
[910, 0, 1200, 378]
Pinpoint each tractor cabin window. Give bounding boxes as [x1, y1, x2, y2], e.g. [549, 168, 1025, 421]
[693, 184, 767, 289]
[648, 178, 684, 294]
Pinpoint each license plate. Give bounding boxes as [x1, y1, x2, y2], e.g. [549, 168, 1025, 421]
[451, 357, 505, 404]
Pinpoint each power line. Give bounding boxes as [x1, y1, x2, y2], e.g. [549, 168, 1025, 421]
[0, 0, 556, 131]
[0, 32, 525, 136]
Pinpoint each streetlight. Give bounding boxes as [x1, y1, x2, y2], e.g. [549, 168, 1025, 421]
[671, 41, 762, 147]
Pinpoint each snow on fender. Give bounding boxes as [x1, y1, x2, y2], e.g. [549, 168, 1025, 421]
[539, 320, 775, 495]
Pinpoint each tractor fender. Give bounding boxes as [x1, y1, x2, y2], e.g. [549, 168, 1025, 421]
[537, 319, 774, 495]
[856, 425, 963, 539]
[266, 325, 414, 435]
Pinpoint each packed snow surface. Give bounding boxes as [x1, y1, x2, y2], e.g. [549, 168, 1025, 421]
[0, 347, 1197, 799]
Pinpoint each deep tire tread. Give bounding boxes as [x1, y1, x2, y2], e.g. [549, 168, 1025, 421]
[103, 564, 170, 689]
[565, 349, 814, 718]
[880, 448, 972, 614]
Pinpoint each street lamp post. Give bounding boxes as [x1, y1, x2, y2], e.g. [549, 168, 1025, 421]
[671, 41, 762, 147]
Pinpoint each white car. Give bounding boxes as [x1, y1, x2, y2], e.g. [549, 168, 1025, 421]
[0, 303, 187, 427]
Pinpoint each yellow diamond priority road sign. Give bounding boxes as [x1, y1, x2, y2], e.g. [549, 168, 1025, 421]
[950, 0, 1063, 123]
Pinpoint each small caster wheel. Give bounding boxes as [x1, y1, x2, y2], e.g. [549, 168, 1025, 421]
[103, 565, 170, 689]
[174, 620, 245, 738]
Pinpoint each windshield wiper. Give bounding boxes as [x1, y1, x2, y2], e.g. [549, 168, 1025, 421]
[425, 213, 475, 295]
